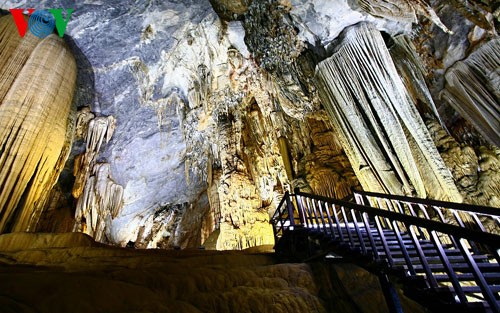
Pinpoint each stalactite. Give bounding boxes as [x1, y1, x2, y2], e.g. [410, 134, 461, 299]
[72, 113, 121, 242]
[389, 34, 446, 129]
[73, 163, 124, 242]
[356, 0, 452, 34]
[0, 16, 39, 103]
[0, 15, 77, 233]
[278, 136, 294, 181]
[356, 0, 417, 23]
[315, 22, 462, 202]
[75, 106, 95, 139]
[72, 115, 116, 198]
[441, 39, 500, 147]
[207, 167, 221, 230]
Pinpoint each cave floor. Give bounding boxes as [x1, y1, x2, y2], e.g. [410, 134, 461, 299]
[0, 232, 427, 313]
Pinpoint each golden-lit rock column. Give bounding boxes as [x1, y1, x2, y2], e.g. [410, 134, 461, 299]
[0, 16, 76, 232]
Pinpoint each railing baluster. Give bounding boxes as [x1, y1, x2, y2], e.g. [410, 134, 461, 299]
[392, 220, 416, 276]
[406, 203, 428, 239]
[285, 195, 295, 229]
[351, 209, 367, 254]
[315, 200, 328, 234]
[429, 231, 467, 304]
[341, 206, 355, 249]
[298, 195, 310, 228]
[389, 199, 403, 214]
[455, 237, 500, 311]
[323, 202, 336, 238]
[451, 209, 466, 228]
[295, 193, 306, 226]
[362, 212, 379, 260]
[309, 198, 318, 228]
[332, 203, 344, 242]
[407, 225, 438, 289]
[470, 212, 486, 232]
[375, 216, 394, 267]
[353, 193, 362, 205]
[430, 205, 447, 223]
[276, 197, 285, 237]
[394, 200, 406, 215]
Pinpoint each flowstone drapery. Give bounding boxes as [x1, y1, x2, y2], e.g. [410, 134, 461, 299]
[389, 34, 445, 128]
[441, 39, 500, 147]
[315, 22, 461, 202]
[0, 16, 76, 232]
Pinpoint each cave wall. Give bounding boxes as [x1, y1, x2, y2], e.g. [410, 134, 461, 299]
[0, 0, 498, 249]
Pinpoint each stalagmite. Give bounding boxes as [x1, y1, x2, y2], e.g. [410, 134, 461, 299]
[0, 15, 76, 233]
[315, 22, 461, 202]
[441, 39, 500, 147]
[278, 136, 294, 181]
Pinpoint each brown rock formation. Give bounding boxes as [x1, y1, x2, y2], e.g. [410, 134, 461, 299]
[427, 119, 500, 208]
[0, 232, 427, 313]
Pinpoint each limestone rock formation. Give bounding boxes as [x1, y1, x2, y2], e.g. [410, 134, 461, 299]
[427, 119, 500, 208]
[354, 0, 453, 34]
[441, 39, 500, 147]
[209, 0, 252, 20]
[0, 16, 76, 233]
[72, 115, 116, 199]
[0, 0, 497, 250]
[316, 22, 461, 202]
[389, 34, 445, 128]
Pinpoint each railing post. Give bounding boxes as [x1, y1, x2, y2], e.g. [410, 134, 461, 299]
[285, 193, 295, 227]
[378, 272, 405, 313]
[294, 188, 306, 226]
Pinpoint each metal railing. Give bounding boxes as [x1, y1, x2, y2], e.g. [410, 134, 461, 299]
[353, 189, 500, 235]
[271, 190, 500, 312]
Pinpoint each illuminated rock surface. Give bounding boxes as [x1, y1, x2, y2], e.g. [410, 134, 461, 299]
[0, 16, 76, 233]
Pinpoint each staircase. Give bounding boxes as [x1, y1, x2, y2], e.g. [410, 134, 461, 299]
[270, 189, 500, 313]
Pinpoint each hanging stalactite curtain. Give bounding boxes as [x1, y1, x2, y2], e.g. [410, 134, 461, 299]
[441, 39, 500, 147]
[315, 22, 462, 202]
[0, 16, 77, 232]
